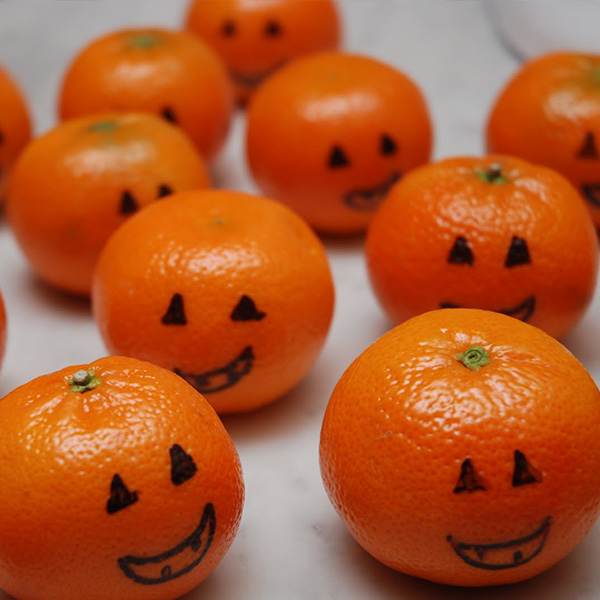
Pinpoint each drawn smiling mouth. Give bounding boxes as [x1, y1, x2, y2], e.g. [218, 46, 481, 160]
[440, 296, 536, 323]
[447, 517, 551, 570]
[118, 503, 216, 585]
[230, 61, 286, 88]
[581, 183, 600, 208]
[343, 171, 402, 211]
[174, 346, 254, 394]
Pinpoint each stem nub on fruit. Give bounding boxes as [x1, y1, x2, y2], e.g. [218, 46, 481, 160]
[128, 33, 161, 49]
[454, 346, 491, 371]
[476, 163, 506, 185]
[88, 120, 119, 133]
[68, 369, 102, 393]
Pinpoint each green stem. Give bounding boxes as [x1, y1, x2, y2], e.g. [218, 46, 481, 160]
[128, 33, 161, 49]
[88, 120, 119, 133]
[68, 369, 102, 393]
[476, 163, 506, 185]
[454, 346, 491, 371]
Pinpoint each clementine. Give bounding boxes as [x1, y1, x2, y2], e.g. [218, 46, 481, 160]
[246, 51, 432, 234]
[320, 308, 600, 586]
[185, 0, 341, 105]
[92, 189, 335, 414]
[0, 355, 244, 600]
[365, 155, 598, 340]
[7, 112, 210, 297]
[0, 64, 31, 202]
[58, 28, 233, 161]
[487, 52, 600, 231]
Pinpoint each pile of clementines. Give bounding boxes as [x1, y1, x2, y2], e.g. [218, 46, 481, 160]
[1, 2, 600, 599]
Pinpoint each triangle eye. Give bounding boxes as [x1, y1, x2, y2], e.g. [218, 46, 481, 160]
[157, 184, 173, 198]
[107, 474, 138, 514]
[264, 20, 283, 37]
[328, 145, 350, 169]
[161, 293, 187, 325]
[505, 236, 531, 268]
[454, 458, 486, 493]
[170, 444, 197, 486]
[221, 20, 236, 36]
[512, 450, 542, 486]
[231, 295, 266, 321]
[577, 131, 598, 159]
[581, 183, 600, 208]
[380, 134, 397, 156]
[161, 106, 177, 124]
[447, 236, 474, 266]
[120, 190, 139, 215]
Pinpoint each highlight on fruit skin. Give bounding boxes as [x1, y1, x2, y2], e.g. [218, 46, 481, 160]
[320, 308, 600, 586]
[0, 355, 244, 600]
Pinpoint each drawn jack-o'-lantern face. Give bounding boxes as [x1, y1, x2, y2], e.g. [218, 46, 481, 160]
[0, 356, 244, 600]
[448, 450, 549, 571]
[246, 52, 432, 234]
[107, 443, 216, 585]
[93, 190, 335, 414]
[161, 292, 266, 395]
[487, 52, 600, 232]
[185, 0, 340, 104]
[319, 309, 600, 586]
[366, 156, 599, 340]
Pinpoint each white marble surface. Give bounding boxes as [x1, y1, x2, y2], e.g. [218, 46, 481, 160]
[2, 2, 600, 600]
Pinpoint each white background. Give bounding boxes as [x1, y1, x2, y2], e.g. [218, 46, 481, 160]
[2, 2, 600, 600]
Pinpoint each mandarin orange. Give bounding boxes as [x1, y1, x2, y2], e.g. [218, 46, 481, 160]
[0, 355, 244, 600]
[92, 189, 335, 414]
[7, 112, 210, 296]
[365, 155, 598, 340]
[320, 308, 600, 586]
[58, 28, 233, 161]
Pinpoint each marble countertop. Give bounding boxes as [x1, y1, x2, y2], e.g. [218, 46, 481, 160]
[1, 2, 600, 599]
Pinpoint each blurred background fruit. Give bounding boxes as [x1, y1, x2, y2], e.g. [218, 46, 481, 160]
[7, 112, 210, 296]
[58, 28, 233, 162]
[185, 0, 341, 106]
[246, 51, 432, 235]
[487, 52, 600, 233]
[0, 64, 31, 203]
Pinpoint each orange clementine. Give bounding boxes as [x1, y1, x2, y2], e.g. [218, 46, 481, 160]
[246, 51, 432, 234]
[487, 52, 600, 232]
[185, 0, 341, 105]
[58, 28, 233, 161]
[6, 112, 210, 297]
[92, 189, 335, 414]
[0, 355, 244, 600]
[320, 308, 600, 586]
[0, 64, 31, 202]
[365, 155, 598, 340]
